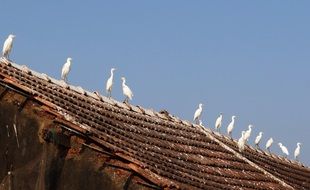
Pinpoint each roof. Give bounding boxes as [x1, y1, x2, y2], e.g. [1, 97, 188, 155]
[0, 57, 309, 190]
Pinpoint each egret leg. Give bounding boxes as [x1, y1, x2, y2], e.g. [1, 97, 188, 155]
[196, 118, 199, 124]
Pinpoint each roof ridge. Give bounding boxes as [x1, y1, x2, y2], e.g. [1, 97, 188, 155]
[1, 58, 310, 189]
[195, 124, 295, 190]
[0, 57, 185, 125]
[0, 57, 308, 169]
[211, 130, 309, 170]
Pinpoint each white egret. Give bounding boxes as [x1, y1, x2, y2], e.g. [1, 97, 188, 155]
[121, 77, 133, 103]
[2, 34, 15, 59]
[237, 131, 246, 152]
[106, 68, 116, 98]
[254, 132, 263, 148]
[227, 115, 236, 138]
[266, 137, 273, 152]
[193, 103, 203, 124]
[294, 142, 302, 161]
[278, 143, 289, 157]
[215, 113, 223, 132]
[243, 125, 253, 142]
[61, 57, 72, 83]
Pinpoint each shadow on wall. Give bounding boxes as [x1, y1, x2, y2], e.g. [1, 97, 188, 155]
[0, 103, 116, 190]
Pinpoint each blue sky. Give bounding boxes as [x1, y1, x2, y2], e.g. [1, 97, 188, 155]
[1, 1, 309, 165]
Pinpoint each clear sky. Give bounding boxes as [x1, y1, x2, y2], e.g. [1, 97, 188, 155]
[1, 1, 309, 165]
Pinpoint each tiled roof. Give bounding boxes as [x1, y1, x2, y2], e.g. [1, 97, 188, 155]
[214, 135, 310, 189]
[0, 58, 309, 190]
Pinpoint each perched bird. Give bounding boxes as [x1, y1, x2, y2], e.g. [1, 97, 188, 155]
[215, 113, 223, 132]
[278, 143, 289, 157]
[237, 131, 246, 152]
[61, 57, 72, 83]
[193, 103, 203, 124]
[106, 68, 116, 98]
[254, 132, 263, 148]
[121, 77, 133, 103]
[294, 142, 302, 161]
[2, 34, 16, 59]
[266, 137, 273, 152]
[227, 115, 236, 138]
[243, 125, 253, 142]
